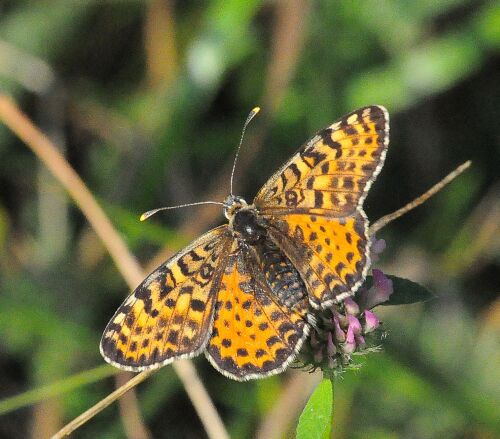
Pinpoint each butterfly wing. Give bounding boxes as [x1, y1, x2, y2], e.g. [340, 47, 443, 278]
[255, 105, 388, 215]
[266, 212, 369, 308]
[100, 225, 232, 371]
[254, 105, 389, 308]
[206, 239, 310, 381]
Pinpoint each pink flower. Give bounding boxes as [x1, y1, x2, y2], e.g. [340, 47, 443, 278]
[333, 315, 346, 342]
[355, 334, 365, 346]
[344, 297, 360, 315]
[364, 310, 380, 333]
[359, 269, 394, 310]
[343, 325, 356, 354]
[347, 314, 362, 335]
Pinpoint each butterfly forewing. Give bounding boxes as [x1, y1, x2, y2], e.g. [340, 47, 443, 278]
[100, 226, 231, 371]
[254, 105, 388, 216]
[206, 241, 309, 380]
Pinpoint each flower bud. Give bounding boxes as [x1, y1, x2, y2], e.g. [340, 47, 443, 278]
[333, 316, 346, 342]
[343, 325, 356, 354]
[344, 297, 360, 315]
[314, 348, 324, 364]
[355, 334, 365, 346]
[347, 315, 362, 335]
[365, 269, 394, 309]
[371, 238, 386, 254]
[363, 309, 380, 333]
[326, 332, 336, 356]
[335, 311, 347, 327]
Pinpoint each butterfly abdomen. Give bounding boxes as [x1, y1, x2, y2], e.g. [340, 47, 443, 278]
[257, 241, 308, 310]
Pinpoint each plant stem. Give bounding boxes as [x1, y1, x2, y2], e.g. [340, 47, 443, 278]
[0, 365, 116, 416]
[51, 371, 154, 439]
[369, 160, 471, 235]
[0, 95, 230, 439]
[328, 374, 335, 439]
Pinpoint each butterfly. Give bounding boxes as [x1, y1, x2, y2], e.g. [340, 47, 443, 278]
[100, 105, 389, 381]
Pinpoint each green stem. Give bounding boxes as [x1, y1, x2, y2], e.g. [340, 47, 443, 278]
[0, 364, 116, 415]
[326, 373, 335, 438]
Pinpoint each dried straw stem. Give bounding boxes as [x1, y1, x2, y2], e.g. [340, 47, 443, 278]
[51, 371, 153, 439]
[369, 161, 471, 235]
[0, 95, 229, 439]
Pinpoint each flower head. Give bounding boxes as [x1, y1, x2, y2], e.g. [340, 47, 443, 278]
[297, 263, 393, 375]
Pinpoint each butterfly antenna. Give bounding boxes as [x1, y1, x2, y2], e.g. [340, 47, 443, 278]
[230, 106, 261, 195]
[140, 201, 224, 221]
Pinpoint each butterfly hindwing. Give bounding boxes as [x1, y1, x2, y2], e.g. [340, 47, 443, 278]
[100, 226, 231, 371]
[267, 212, 369, 308]
[206, 240, 309, 380]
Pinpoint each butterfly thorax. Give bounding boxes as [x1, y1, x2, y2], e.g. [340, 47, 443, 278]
[224, 194, 267, 243]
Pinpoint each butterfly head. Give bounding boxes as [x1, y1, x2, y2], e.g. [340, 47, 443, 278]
[224, 194, 266, 243]
[223, 194, 248, 220]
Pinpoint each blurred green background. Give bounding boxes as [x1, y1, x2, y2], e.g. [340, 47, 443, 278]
[0, 1, 499, 438]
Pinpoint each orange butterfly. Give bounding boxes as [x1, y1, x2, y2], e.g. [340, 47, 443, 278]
[100, 105, 389, 380]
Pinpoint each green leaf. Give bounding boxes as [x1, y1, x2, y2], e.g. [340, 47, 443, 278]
[380, 275, 435, 306]
[296, 379, 333, 439]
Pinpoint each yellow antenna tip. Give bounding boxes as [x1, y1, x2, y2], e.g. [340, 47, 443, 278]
[140, 213, 149, 221]
[252, 106, 261, 114]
